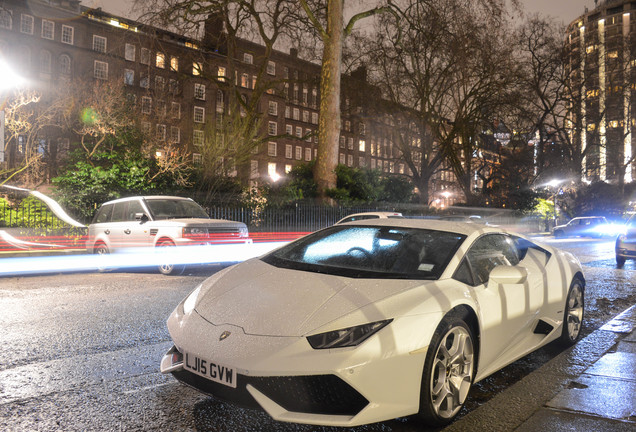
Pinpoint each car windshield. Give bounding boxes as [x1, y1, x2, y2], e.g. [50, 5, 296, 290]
[145, 199, 210, 220]
[262, 225, 466, 279]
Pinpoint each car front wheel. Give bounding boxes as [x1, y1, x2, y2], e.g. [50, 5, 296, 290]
[560, 278, 584, 346]
[418, 313, 475, 426]
[157, 240, 185, 275]
[616, 255, 626, 267]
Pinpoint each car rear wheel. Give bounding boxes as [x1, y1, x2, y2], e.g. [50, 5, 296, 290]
[157, 240, 185, 275]
[560, 277, 584, 346]
[418, 313, 475, 426]
[93, 242, 110, 272]
[616, 255, 626, 268]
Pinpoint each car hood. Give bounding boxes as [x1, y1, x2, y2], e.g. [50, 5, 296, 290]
[194, 258, 423, 337]
[152, 218, 244, 227]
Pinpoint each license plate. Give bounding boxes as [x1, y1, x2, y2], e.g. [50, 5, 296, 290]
[183, 352, 237, 388]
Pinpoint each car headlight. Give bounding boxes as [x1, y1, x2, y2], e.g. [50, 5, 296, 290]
[306, 319, 392, 349]
[182, 285, 202, 315]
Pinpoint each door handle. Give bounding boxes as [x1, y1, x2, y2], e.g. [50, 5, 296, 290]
[124, 229, 131, 235]
[104, 229, 110, 235]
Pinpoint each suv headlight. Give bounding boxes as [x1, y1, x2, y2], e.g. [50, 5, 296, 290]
[182, 285, 202, 315]
[306, 319, 392, 349]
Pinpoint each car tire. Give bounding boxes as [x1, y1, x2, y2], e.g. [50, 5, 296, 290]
[93, 242, 110, 272]
[559, 277, 584, 347]
[417, 312, 475, 426]
[157, 240, 185, 276]
[616, 255, 626, 268]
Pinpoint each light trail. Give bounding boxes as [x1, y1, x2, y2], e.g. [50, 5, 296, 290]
[0, 241, 290, 277]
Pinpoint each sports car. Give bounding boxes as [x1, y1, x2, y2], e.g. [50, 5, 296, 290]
[160, 219, 585, 427]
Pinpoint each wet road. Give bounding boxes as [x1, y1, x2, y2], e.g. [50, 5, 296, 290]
[0, 239, 634, 431]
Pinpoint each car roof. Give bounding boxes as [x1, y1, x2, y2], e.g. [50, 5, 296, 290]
[339, 217, 501, 236]
[100, 196, 193, 205]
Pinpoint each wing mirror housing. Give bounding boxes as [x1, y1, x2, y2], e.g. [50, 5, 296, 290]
[135, 213, 149, 224]
[489, 265, 527, 284]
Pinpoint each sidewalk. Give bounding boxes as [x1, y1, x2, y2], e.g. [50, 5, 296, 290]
[445, 305, 636, 431]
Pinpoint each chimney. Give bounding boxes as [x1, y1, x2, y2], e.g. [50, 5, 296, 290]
[203, 12, 227, 54]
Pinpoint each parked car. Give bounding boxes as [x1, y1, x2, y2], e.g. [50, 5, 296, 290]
[87, 196, 250, 275]
[615, 213, 636, 267]
[439, 215, 488, 224]
[160, 219, 585, 427]
[335, 211, 403, 224]
[552, 216, 612, 238]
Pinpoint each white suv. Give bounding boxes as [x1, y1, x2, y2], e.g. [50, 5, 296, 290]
[87, 196, 250, 274]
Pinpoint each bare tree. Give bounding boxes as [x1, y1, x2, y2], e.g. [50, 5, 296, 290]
[365, 0, 518, 204]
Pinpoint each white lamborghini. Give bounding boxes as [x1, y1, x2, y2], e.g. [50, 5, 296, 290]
[160, 219, 585, 427]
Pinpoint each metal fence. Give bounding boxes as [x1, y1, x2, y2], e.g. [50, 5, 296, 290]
[208, 203, 404, 232]
[0, 199, 67, 230]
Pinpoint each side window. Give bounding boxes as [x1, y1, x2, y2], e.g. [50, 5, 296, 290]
[111, 202, 127, 222]
[93, 204, 113, 223]
[460, 234, 520, 286]
[126, 200, 145, 221]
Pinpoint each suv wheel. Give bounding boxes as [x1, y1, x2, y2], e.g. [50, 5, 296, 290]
[157, 240, 185, 275]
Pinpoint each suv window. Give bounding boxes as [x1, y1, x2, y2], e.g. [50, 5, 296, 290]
[126, 200, 145, 221]
[93, 204, 113, 223]
[111, 202, 128, 223]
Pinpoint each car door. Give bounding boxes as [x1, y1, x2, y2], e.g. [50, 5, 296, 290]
[455, 234, 546, 373]
[120, 199, 154, 248]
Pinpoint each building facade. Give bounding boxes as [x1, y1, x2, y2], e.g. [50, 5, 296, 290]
[0, 0, 462, 205]
[566, 0, 636, 183]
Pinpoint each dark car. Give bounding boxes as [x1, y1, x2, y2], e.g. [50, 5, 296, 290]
[616, 214, 636, 267]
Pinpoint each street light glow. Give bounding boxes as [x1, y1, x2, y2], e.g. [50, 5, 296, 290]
[0, 59, 26, 90]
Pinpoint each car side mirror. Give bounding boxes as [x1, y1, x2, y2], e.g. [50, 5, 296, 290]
[135, 213, 149, 224]
[489, 265, 527, 285]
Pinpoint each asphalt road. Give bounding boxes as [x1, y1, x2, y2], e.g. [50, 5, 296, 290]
[0, 238, 633, 431]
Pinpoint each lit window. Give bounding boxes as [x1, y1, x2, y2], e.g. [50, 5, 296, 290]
[93, 35, 107, 53]
[156, 52, 165, 68]
[170, 57, 178, 71]
[42, 20, 54, 40]
[359, 139, 366, 152]
[20, 14, 33, 34]
[218, 66, 226, 81]
[194, 106, 205, 123]
[61, 25, 74, 45]
[285, 164, 292, 173]
[241, 73, 250, 88]
[268, 162, 277, 177]
[193, 61, 202, 76]
[93, 60, 108, 80]
[125, 44, 136, 61]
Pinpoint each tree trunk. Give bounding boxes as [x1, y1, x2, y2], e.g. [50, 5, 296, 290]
[314, 0, 343, 202]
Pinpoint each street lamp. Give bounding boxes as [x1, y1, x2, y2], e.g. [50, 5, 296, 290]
[547, 179, 565, 227]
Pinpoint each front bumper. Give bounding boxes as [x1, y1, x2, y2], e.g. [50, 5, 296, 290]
[161, 309, 434, 426]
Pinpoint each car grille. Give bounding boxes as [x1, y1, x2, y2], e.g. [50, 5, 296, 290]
[172, 369, 369, 416]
